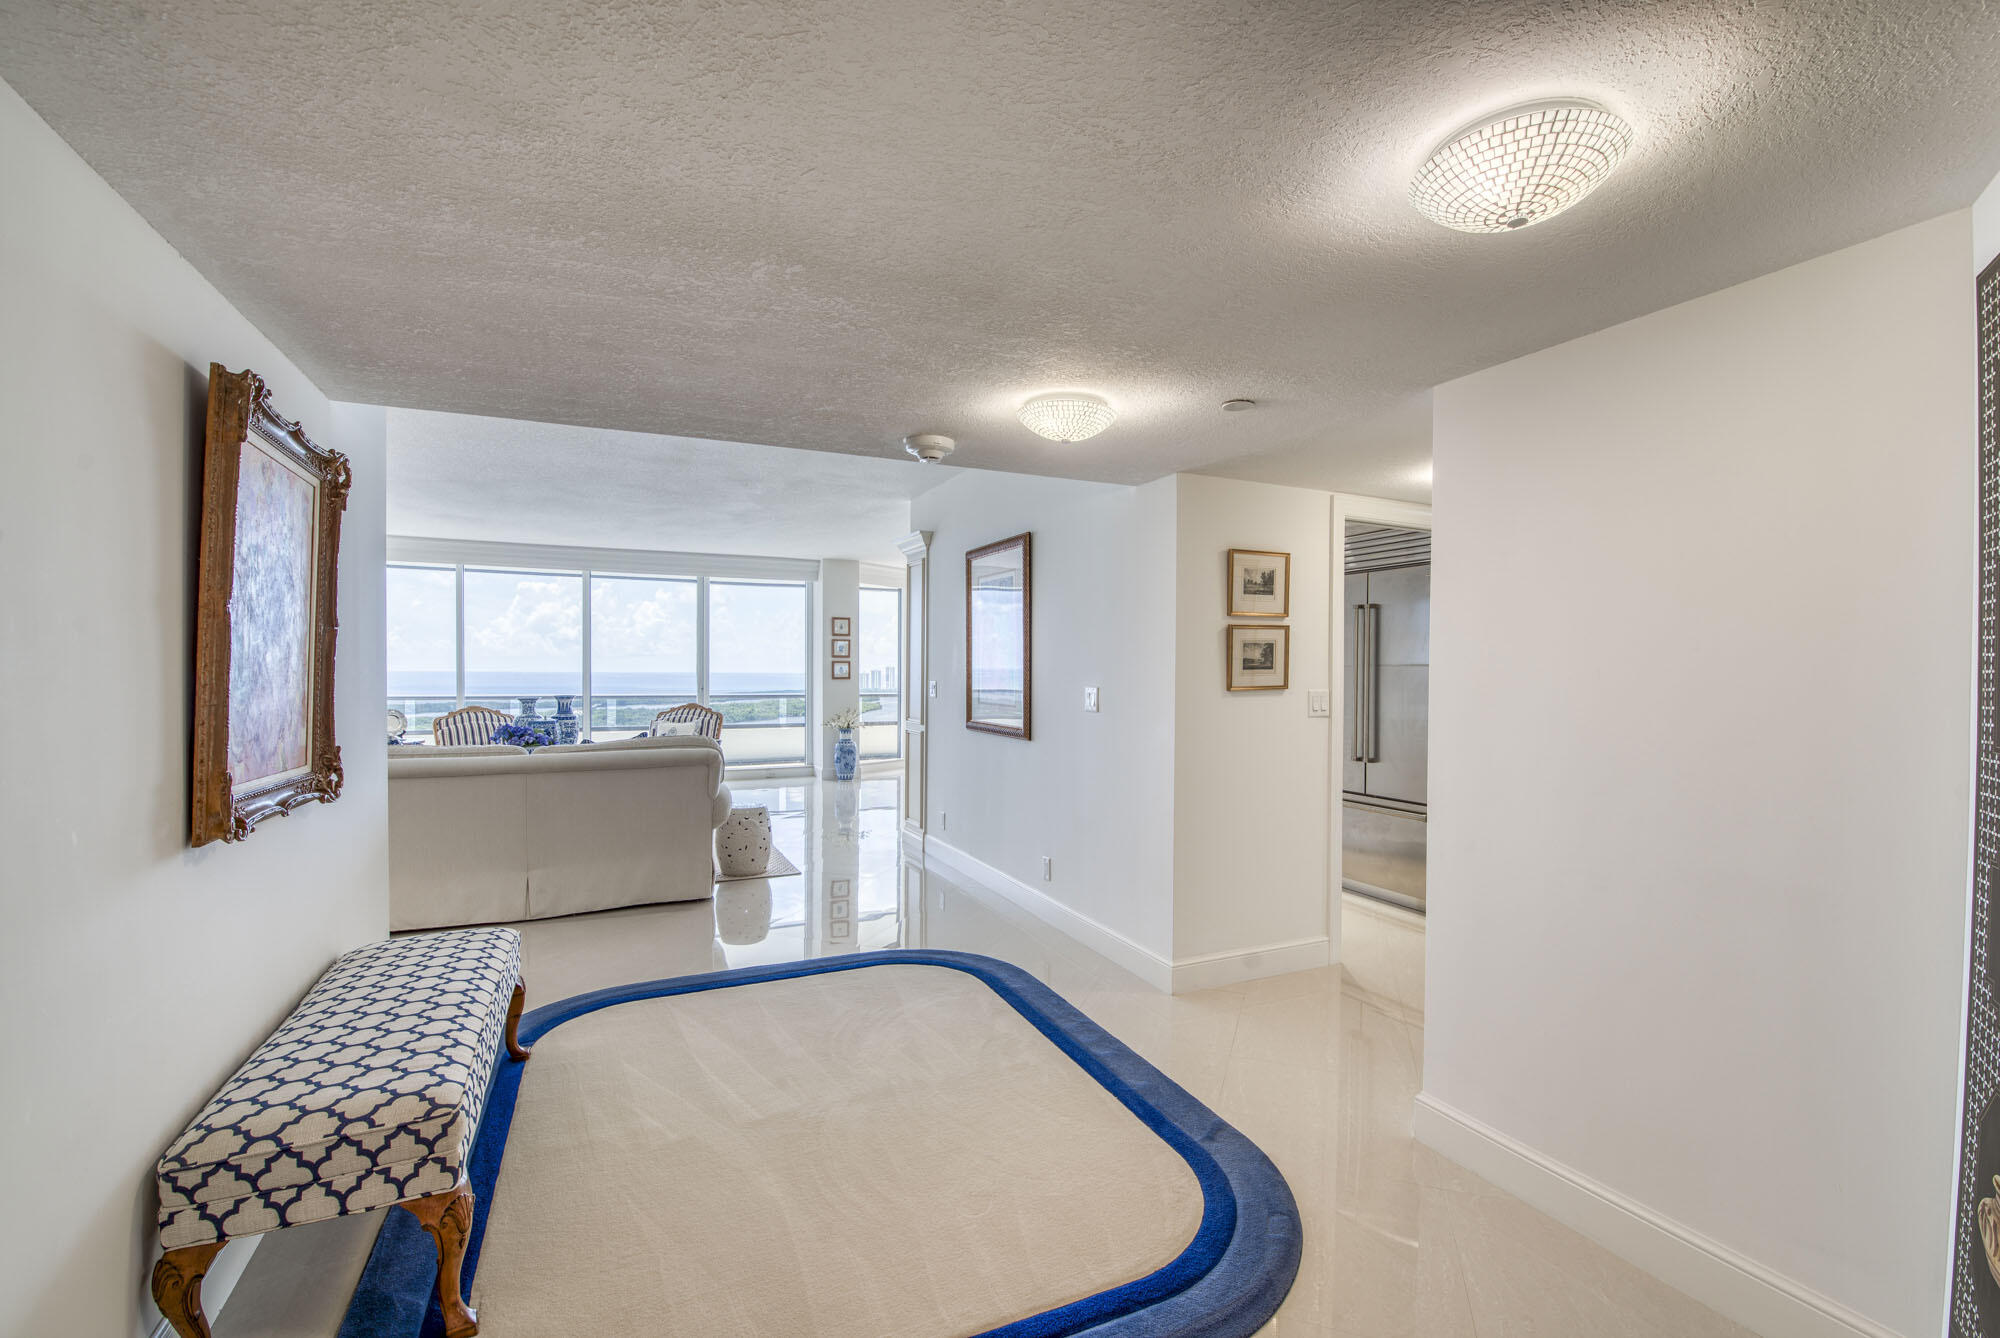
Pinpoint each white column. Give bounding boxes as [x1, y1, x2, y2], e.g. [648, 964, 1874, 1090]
[818, 559, 861, 778]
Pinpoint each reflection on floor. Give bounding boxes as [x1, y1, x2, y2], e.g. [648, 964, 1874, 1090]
[218, 774, 1750, 1338]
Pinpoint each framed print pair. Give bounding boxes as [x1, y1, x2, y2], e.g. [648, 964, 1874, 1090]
[1225, 548, 1289, 691]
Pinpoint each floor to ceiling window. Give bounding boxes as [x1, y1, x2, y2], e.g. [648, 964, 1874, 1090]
[387, 548, 815, 768]
[857, 584, 903, 759]
[708, 580, 809, 765]
[386, 564, 457, 737]
[461, 568, 583, 715]
[589, 574, 697, 736]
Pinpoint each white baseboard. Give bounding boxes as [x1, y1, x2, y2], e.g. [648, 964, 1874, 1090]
[920, 839, 1331, 995]
[1169, 936, 1331, 993]
[921, 838, 1175, 991]
[1412, 1094, 1901, 1338]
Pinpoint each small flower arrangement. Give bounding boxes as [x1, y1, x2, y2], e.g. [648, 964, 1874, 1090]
[824, 707, 862, 732]
[492, 720, 558, 749]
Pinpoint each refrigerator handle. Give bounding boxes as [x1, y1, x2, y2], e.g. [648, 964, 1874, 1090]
[1366, 603, 1383, 762]
[1352, 605, 1368, 762]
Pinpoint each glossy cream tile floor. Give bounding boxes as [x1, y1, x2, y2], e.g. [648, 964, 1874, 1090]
[219, 775, 1750, 1338]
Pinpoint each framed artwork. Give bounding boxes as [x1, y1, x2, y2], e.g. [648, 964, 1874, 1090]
[830, 878, 851, 896]
[831, 616, 851, 636]
[1226, 624, 1290, 692]
[1228, 549, 1290, 617]
[191, 365, 351, 845]
[966, 532, 1031, 739]
[831, 661, 852, 680]
[831, 638, 851, 658]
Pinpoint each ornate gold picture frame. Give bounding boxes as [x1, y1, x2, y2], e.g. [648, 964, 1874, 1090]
[190, 365, 350, 845]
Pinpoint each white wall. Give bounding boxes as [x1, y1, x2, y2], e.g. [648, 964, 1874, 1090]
[912, 470, 1179, 968]
[1172, 475, 1335, 977]
[0, 78, 388, 1338]
[818, 559, 860, 774]
[1977, 166, 2000, 273]
[1425, 212, 1973, 1338]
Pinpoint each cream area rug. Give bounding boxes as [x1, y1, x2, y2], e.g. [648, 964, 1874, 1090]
[467, 965, 1204, 1336]
[712, 845, 801, 882]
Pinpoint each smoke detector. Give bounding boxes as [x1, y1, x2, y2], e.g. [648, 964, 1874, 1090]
[904, 433, 955, 464]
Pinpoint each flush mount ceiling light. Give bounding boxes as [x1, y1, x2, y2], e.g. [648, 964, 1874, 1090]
[1410, 100, 1633, 234]
[1017, 392, 1115, 442]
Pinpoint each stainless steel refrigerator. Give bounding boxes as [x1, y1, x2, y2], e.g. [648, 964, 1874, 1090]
[1343, 524, 1429, 912]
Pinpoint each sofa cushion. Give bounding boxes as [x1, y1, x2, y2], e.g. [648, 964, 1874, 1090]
[156, 928, 521, 1249]
[392, 743, 530, 758]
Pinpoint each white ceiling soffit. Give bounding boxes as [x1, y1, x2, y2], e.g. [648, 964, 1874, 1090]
[385, 409, 953, 563]
[3, 2, 1997, 497]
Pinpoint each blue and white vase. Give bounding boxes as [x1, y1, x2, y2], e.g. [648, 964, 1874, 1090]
[833, 728, 858, 781]
[514, 696, 542, 725]
[552, 695, 579, 744]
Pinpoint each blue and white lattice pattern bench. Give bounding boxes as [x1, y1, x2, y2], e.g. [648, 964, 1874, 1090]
[150, 927, 530, 1338]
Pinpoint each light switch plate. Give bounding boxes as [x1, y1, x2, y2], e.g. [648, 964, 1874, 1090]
[1307, 689, 1331, 717]
[929, 680, 938, 698]
[1083, 686, 1100, 712]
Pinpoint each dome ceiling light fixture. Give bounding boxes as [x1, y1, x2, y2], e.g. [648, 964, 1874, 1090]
[1410, 99, 1634, 234]
[1017, 392, 1116, 443]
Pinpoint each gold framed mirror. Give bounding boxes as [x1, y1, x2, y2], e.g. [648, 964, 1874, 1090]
[966, 532, 1031, 739]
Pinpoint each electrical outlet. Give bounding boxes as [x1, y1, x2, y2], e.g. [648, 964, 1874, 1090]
[1041, 856, 1053, 882]
[1083, 685, 1100, 712]
[1307, 689, 1331, 717]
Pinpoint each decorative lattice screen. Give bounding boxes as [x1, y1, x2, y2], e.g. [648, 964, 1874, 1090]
[1953, 252, 2000, 1338]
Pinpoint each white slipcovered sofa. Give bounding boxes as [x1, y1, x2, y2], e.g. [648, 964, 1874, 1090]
[389, 735, 732, 931]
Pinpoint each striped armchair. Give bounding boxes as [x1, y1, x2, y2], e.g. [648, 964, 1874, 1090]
[430, 704, 512, 746]
[649, 703, 724, 741]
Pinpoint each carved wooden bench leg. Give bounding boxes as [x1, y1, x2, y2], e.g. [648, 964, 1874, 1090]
[151, 1241, 225, 1338]
[504, 980, 532, 1061]
[402, 1182, 479, 1338]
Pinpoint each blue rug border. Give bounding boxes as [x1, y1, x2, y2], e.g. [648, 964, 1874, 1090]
[338, 949, 1301, 1338]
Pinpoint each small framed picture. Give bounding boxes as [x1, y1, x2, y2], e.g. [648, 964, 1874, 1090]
[831, 638, 851, 658]
[1226, 624, 1290, 691]
[1227, 549, 1290, 618]
[829, 898, 851, 919]
[830, 878, 851, 896]
[831, 661, 852, 680]
[829, 920, 852, 941]
[831, 616, 851, 636]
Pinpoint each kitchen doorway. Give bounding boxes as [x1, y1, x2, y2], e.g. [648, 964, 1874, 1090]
[1333, 498, 1431, 920]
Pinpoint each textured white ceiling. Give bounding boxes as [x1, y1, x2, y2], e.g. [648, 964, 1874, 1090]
[3, 1, 1997, 495]
[386, 409, 949, 562]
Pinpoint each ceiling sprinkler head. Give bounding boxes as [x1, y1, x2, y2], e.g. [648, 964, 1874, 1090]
[904, 433, 955, 463]
[1221, 399, 1257, 412]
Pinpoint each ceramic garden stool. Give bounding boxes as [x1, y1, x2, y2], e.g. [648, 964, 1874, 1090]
[716, 805, 774, 877]
[150, 928, 532, 1338]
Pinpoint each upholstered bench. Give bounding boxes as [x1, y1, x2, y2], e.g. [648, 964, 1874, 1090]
[150, 928, 531, 1338]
